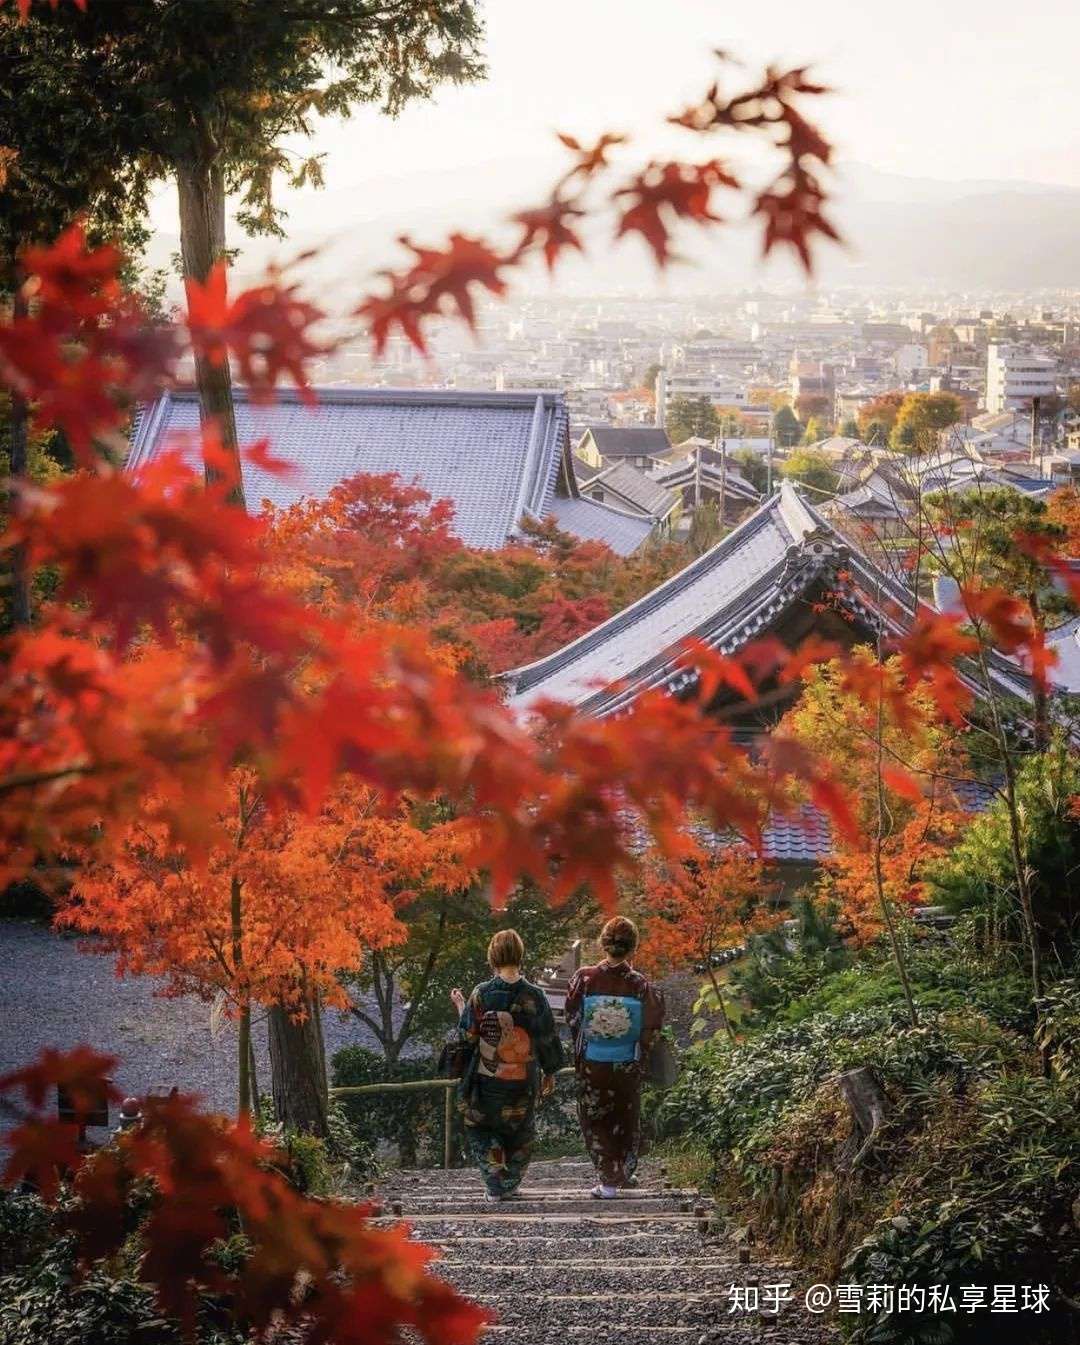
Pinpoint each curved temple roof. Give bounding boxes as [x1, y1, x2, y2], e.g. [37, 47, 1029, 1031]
[503, 481, 1031, 717]
[129, 385, 650, 555]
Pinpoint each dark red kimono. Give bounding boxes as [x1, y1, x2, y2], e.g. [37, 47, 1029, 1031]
[565, 959, 665, 1188]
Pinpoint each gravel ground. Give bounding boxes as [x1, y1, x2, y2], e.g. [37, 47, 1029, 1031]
[0, 920, 408, 1129]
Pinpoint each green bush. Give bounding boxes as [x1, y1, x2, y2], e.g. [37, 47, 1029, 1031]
[664, 944, 1080, 1345]
[254, 1096, 376, 1190]
[844, 1072, 1080, 1343]
[0, 1192, 243, 1345]
[930, 738, 1080, 959]
[331, 1045, 443, 1167]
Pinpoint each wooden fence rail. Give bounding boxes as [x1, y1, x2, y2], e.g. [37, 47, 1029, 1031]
[329, 1067, 577, 1170]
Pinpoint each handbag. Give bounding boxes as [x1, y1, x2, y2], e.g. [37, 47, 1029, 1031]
[437, 1039, 473, 1080]
[643, 1034, 680, 1089]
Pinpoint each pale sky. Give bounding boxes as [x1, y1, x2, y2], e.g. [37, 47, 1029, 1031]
[147, 0, 1080, 278]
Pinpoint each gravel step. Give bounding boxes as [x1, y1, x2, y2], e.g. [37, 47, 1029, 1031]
[424, 1234, 722, 1259]
[392, 1196, 696, 1216]
[467, 1289, 723, 1329]
[437, 1264, 745, 1297]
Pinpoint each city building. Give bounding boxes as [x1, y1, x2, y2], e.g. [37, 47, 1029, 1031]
[985, 343, 1058, 413]
[576, 425, 672, 471]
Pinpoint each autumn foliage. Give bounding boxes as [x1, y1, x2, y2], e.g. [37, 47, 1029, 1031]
[780, 652, 970, 942]
[2, 34, 1079, 1343]
[0, 1048, 488, 1344]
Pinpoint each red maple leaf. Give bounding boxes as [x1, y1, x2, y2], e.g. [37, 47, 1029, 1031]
[755, 167, 840, 272]
[185, 262, 329, 399]
[510, 197, 586, 270]
[356, 234, 508, 355]
[613, 160, 737, 266]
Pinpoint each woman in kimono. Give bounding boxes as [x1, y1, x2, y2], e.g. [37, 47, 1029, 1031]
[451, 929, 564, 1202]
[565, 916, 665, 1199]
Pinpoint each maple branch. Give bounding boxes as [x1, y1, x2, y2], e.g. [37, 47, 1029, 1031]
[0, 763, 98, 795]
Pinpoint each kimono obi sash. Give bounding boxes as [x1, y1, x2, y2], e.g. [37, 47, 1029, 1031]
[582, 993, 643, 1063]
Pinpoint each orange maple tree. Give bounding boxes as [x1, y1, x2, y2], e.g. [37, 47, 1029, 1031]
[1048, 483, 1080, 556]
[779, 651, 969, 944]
[637, 845, 778, 1041]
[62, 770, 475, 1116]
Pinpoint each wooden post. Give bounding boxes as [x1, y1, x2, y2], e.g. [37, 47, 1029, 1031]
[444, 1082, 453, 1170]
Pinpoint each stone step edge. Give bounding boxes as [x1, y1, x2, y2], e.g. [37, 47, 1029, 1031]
[434, 1259, 744, 1271]
[382, 1212, 709, 1224]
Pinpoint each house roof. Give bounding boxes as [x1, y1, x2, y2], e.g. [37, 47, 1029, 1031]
[129, 385, 645, 553]
[826, 482, 907, 520]
[546, 495, 656, 557]
[651, 457, 761, 504]
[582, 425, 672, 459]
[588, 461, 678, 519]
[503, 481, 1030, 717]
[572, 453, 604, 483]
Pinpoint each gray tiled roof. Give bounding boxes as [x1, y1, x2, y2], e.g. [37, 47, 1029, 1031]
[652, 458, 760, 503]
[583, 426, 672, 459]
[588, 461, 677, 519]
[504, 482, 1032, 717]
[128, 386, 573, 552]
[548, 495, 655, 556]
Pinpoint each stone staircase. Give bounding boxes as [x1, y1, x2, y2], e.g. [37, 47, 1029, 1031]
[373, 1158, 839, 1344]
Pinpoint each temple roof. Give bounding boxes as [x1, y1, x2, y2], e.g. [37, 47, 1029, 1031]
[503, 481, 1031, 716]
[129, 385, 646, 553]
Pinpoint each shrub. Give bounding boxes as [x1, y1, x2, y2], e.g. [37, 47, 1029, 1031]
[331, 1045, 442, 1167]
[0, 1192, 244, 1345]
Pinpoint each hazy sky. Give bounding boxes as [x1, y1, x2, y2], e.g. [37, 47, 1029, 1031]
[147, 0, 1080, 275]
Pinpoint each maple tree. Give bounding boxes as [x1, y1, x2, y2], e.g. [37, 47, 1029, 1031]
[61, 772, 476, 1129]
[855, 390, 904, 443]
[637, 845, 778, 1041]
[780, 652, 968, 948]
[1047, 483, 1080, 556]
[0, 1046, 488, 1344]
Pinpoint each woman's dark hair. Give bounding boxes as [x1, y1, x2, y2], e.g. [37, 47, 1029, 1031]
[600, 916, 638, 960]
[488, 928, 524, 970]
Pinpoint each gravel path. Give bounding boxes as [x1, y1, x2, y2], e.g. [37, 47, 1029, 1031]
[0, 921, 406, 1127]
[376, 1159, 841, 1345]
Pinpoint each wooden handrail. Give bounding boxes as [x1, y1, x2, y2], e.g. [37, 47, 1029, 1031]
[329, 1067, 576, 1169]
[330, 1066, 575, 1099]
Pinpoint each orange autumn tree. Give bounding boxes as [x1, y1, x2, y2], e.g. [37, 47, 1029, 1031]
[63, 770, 474, 1129]
[262, 469, 689, 675]
[1048, 483, 1080, 557]
[780, 651, 968, 955]
[638, 845, 778, 1041]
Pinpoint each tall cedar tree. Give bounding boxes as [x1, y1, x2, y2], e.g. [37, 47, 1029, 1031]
[19, 1, 483, 496]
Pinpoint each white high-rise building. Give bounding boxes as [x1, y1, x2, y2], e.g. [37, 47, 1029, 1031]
[985, 343, 1057, 413]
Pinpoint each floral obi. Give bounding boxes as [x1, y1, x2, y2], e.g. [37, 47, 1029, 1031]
[582, 994, 643, 1063]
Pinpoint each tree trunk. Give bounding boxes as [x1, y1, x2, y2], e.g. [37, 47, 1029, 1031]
[237, 1002, 252, 1118]
[7, 280, 32, 629]
[835, 1066, 890, 1171]
[267, 995, 329, 1138]
[706, 966, 737, 1043]
[175, 156, 245, 507]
